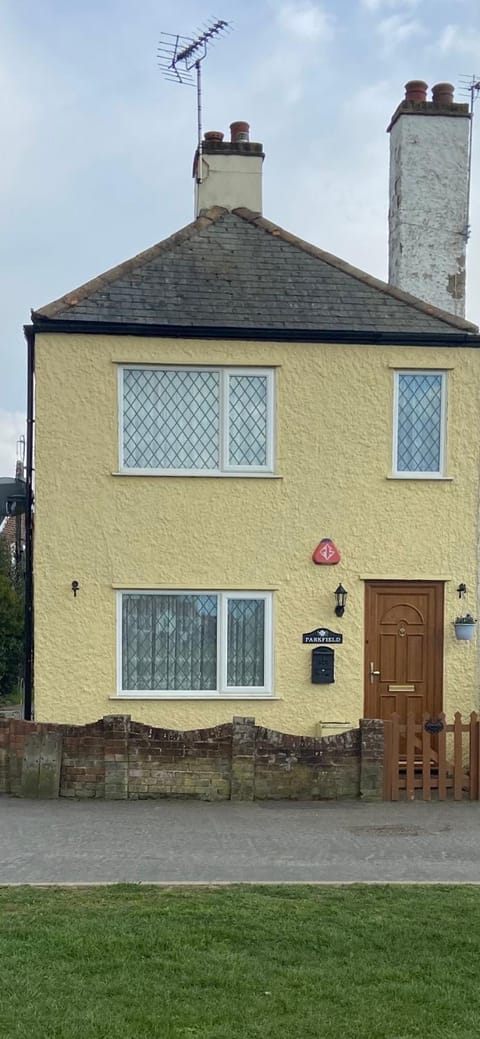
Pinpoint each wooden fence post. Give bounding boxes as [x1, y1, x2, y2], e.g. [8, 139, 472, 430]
[422, 713, 431, 802]
[383, 720, 393, 800]
[406, 711, 415, 801]
[453, 712, 463, 801]
[469, 712, 478, 800]
[391, 713, 400, 801]
[438, 713, 447, 800]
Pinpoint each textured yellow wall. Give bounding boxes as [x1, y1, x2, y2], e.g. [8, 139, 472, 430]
[34, 333, 480, 732]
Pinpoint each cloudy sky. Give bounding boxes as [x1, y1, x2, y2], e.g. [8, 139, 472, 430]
[1, 0, 479, 473]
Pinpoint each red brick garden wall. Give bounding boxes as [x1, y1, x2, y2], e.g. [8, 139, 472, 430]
[0, 716, 384, 801]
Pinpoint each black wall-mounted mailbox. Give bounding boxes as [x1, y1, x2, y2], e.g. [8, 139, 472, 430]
[312, 646, 335, 684]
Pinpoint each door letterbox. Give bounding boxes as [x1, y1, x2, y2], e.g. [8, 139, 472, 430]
[311, 646, 334, 684]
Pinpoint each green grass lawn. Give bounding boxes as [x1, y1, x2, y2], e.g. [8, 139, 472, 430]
[0, 885, 479, 1038]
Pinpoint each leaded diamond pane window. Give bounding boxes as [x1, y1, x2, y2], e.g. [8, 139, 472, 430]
[121, 367, 274, 473]
[119, 592, 272, 694]
[395, 372, 445, 475]
[122, 593, 217, 691]
[123, 369, 219, 470]
[228, 375, 268, 467]
[227, 598, 265, 687]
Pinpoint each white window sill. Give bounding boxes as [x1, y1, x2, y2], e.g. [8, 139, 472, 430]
[387, 474, 453, 482]
[112, 471, 283, 479]
[111, 694, 280, 701]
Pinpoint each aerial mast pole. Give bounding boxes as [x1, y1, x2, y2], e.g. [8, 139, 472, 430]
[459, 73, 480, 243]
[158, 19, 232, 180]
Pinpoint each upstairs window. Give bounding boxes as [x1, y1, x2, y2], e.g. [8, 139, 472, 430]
[120, 366, 274, 474]
[393, 371, 447, 477]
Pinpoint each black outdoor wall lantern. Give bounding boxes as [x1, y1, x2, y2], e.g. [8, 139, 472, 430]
[334, 584, 347, 617]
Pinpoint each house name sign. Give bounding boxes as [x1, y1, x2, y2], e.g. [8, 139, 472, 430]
[302, 627, 343, 645]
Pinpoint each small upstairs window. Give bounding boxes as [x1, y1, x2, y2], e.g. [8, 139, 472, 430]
[120, 366, 275, 474]
[393, 371, 447, 478]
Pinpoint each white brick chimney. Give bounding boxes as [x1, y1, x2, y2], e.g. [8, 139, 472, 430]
[387, 80, 470, 317]
[194, 121, 264, 216]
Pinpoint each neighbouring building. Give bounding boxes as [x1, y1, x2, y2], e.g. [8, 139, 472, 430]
[26, 83, 480, 733]
[0, 460, 26, 570]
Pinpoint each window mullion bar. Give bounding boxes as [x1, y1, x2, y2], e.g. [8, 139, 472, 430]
[265, 593, 272, 692]
[117, 592, 123, 693]
[392, 372, 399, 474]
[218, 593, 226, 693]
[118, 368, 125, 469]
[267, 370, 274, 471]
[440, 372, 447, 476]
[219, 371, 228, 472]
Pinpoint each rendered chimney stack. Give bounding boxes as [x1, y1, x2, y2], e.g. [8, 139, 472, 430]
[387, 80, 471, 317]
[194, 121, 264, 217]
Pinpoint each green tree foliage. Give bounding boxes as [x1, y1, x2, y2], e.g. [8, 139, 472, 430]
[0, 539, 24, 698]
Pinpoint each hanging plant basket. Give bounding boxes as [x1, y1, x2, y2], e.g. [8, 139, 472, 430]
[454, 615, 477, 641]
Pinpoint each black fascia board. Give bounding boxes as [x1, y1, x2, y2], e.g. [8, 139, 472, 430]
[25, 320, 480, 347]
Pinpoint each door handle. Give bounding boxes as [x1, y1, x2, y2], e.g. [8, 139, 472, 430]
[370, 662, 381, 683]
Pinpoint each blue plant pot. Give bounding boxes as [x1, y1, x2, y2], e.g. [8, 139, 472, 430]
[454, 623, 476, 641]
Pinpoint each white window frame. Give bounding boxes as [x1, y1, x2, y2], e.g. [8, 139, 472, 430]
[392, 370, 447, 479]
[116, 590, 273, 698]
[118, 365, 275, 476]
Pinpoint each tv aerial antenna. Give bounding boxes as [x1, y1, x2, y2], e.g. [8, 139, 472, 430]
[158, 19, 232, 162]
[458, 74, 480, 241]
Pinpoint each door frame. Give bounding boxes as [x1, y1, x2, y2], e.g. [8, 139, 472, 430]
[363, 580, 444, 719]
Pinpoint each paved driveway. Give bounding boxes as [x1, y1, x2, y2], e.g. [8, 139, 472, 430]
[1, 797, 480, 884]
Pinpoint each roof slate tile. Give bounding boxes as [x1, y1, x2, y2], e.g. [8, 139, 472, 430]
[33, 207, 477, 335]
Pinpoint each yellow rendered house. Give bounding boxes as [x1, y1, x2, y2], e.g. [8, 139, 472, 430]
[26, 85, 480, 734]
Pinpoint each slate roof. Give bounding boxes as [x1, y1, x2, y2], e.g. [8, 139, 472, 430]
[33, 207, 477, 335]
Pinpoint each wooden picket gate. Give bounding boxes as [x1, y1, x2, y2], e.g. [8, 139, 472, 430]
[383, 712, 480, 801]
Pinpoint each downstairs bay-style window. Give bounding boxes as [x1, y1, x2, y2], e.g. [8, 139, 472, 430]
[393, 371, 447, 478]
[120, 366, 275, 474]
[118, 591, 273, 696]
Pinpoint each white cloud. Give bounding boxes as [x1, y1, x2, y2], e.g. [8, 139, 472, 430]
[361, 0, 419, 10]
[359, 0, 424, 53]
[251, 1, 336, 112]
[376, 13, 424, 52]
[437, 23, 480, 56]
[0, 412, 25, 476]
[346, 78, 397, 119]
[276, 2, 335, 43]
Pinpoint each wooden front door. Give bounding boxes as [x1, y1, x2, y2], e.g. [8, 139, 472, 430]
[364, 581, 444, 724]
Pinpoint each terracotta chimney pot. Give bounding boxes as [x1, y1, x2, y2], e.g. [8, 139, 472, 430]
[404, 80, 428, 103]
[230, 121, 250, 143]
[432, 83, 454, 105]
